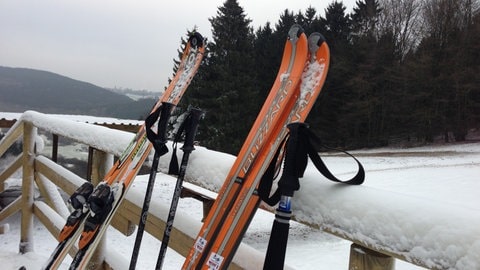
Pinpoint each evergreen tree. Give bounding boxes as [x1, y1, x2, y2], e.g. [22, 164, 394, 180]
[321, 1, 352, 48]
[275, 9, 297, 35]
[178, 0, 480, 150]
[181, 0, 257, 154]
[345, 0, 397, 147]
[254, 22, 280, 101]
[310, 1, 355, 147]
[351, 0, 382, 37]
[271, 9, 297, 53]
[295, 6, 324, 34]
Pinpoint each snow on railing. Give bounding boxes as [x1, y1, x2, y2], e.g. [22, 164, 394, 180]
[0, 111, 272, 270]
[165, 132, 480, 269]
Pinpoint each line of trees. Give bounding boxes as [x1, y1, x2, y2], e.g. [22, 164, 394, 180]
[176, 0, 480, 154]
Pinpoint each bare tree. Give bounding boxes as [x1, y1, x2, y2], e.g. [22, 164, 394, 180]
[377, 0, 423, 58]
[422, 0, 480, 48]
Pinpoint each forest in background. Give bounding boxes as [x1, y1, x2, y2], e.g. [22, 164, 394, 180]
[177, 0, 480, 154]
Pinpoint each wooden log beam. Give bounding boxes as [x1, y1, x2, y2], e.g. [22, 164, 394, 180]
[0, 121, 23, 157]
[0, 154, 22, 192]
[35, 156, 85, 195]
[88, 149, 113, 270]
[20, 122, 36, 253]
[115, 195, 244, 270]
[34, 172, 70, 219]
[349, 243, 395, 270]
[33, 201, 79, 257]
[0, 196, 22, 221]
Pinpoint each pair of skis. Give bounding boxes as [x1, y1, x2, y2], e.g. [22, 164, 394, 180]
[182, 25, 331, 270]
[42, 32, 205, 270]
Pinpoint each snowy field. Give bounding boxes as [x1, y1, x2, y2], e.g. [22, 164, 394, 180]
[1, 139, 479, 269]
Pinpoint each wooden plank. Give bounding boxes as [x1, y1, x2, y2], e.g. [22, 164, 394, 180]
[110, 211, 135, 236]
[33, 201, 79, 257]
[52, 134, 58, 162]
[0, 196, 22, 221]
[115, 198, 243, 270]
[0, 123, 23, 157]
[34, 172, 70, 218]
[89, 149, 113, 270]
[348, 243, 395, 270]
[319, 225, 432, 269]
[180, 187, 214, 221]
[34, 172, 58, 213]
[0, 223, 9, 234]
[0, 119, 16, 128]
[20, 122, 36, 253]
[35, 155, 85, 195]
[0, 154, 22, 192]
[117, 199, 191, 252]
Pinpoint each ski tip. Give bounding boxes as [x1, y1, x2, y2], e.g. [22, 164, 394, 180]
[308, 32, 326, 55]
[287, 24, 304, 43]
[189, 32, 204, 49]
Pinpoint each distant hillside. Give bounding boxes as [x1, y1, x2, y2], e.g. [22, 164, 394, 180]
[103, 98, 158, 120]
[0, 66, 156, 119]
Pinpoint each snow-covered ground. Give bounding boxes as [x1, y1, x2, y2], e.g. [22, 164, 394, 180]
[0, 111, 479, 269]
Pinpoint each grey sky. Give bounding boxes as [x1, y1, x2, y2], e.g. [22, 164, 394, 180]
[0, 0, 355, 92]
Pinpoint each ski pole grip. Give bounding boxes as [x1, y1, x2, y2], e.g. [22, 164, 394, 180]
[182, 107, 204, 153]
[278, 122, 308, 196]
[157, 102, 175, 143]
[145, 102, 174, 155]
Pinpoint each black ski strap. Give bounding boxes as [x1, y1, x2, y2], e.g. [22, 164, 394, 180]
[258, 122, 364, 207]
[306, 126, 365, 185]
[257, 136, 289, 206]
[145, 102, 175, 156]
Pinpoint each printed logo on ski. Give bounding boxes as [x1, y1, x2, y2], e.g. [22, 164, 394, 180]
[241, 75, 292, 175]
[194, 236, 207, 252]
[207, 252, 224, 270]
[167, 48, 199, 104]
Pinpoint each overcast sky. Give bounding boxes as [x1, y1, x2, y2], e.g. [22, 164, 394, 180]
[0, 0, 356, 92]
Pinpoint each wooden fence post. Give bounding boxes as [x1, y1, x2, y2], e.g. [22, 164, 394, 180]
[52, 134, 58, 162]
[20, 122, 36, 254]
[348, 243, 395, 270]
[88, 148, 113, 270]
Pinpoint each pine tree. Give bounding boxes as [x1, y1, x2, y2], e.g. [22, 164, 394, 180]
[351, 0, 382, 37]
[311, 1, 355, 147]
[346, 0, 392, 147]
[181, 0, 257, 154]
[321, 1, 352, 48]
[254, 22, 279, 101]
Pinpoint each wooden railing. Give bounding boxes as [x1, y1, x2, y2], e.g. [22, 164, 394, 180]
[0, 111, 260, 269]
[1, 111, 456, 270]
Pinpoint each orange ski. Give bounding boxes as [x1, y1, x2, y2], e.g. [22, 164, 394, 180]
[182, 24, 310, 270]
[70, 33, 205, 270]
[43, 32, 205, 270]
[187, 32, 330, 270]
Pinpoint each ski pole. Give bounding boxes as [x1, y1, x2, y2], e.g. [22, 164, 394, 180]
[156, 107, 204, 270]
[262, 123, 303, 270]
[129, 102, 173, 270]
[262, 122, 365, 269]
